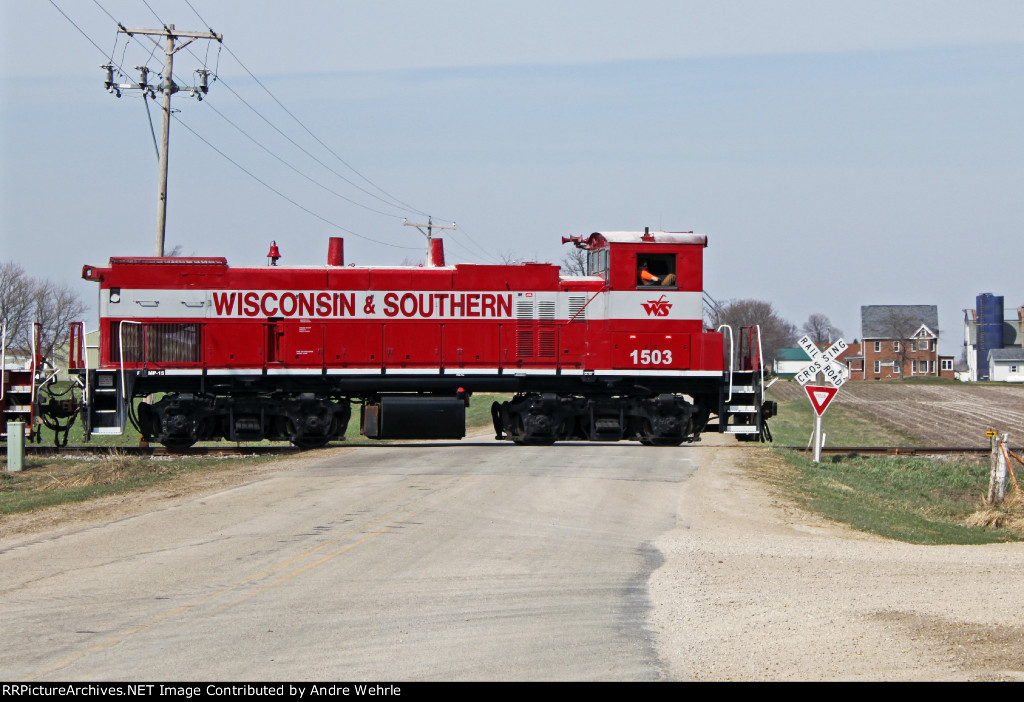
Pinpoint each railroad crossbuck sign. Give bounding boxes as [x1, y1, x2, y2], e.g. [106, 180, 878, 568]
[793, 336, 849, 387]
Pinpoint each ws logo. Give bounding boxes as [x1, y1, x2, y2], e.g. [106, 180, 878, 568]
[641, 294, 673, 317]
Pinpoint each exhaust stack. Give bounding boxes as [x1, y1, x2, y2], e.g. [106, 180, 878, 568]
[327, 237, 344, 266]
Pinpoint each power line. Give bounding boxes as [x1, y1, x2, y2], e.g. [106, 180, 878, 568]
[450, 223, 502, 264]
[200, 99, 408, 219]
[47, 0, 111, 60]
[207, 74, 422, 220]
[173, 114, 418, 250]
[223, 41, 434, 218]
[181, 0, 432, 221]
[50, 0, 496, 260]
[139, 0, 168, 28]
[64, 2, 408, 253]
[156, 4, 492, 258]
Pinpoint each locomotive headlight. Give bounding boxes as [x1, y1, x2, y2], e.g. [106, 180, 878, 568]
[109, 289, 121, 303]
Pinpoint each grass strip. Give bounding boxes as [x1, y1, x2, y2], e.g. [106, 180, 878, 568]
[766, 449, 1023, 545]
[0, 454, 275, 515]
[767, 396, 915, 448]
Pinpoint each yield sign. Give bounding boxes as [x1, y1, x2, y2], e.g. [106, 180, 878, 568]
[805, 384, 839, 416]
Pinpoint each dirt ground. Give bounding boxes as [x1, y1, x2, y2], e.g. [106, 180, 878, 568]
[649, 434, 1024, 681]
[770, 380, 1024, 446]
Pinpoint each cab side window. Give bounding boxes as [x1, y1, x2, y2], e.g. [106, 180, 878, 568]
[636, 254, 677, 288]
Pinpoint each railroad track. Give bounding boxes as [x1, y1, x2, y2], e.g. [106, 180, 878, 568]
[4, 443, 1016, 459]
[9, 445, 304, 458]
[774, 445, 1016, 456]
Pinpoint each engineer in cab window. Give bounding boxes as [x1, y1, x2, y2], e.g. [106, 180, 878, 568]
[637, 260, 676, 287]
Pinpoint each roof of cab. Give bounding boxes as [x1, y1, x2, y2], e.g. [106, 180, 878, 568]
[588, 231, 707, 247]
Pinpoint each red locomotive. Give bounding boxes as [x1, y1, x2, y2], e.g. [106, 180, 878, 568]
[59, 229, 774, 448]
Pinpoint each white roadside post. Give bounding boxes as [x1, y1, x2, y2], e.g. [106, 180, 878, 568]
[793, 336, 849, 463]
[7, 420, 24, 472]
[988, 431, 1008, 505]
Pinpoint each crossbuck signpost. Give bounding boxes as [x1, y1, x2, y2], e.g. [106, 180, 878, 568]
[793, 336, 849, 463]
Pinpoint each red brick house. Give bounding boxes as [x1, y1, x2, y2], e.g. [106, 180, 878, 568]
[850, 305, 955, 380]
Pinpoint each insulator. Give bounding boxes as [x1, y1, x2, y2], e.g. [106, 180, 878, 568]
[135, 65, 149, 90]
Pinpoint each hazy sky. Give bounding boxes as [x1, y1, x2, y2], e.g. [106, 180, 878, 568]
[2, 1, 1023, 356]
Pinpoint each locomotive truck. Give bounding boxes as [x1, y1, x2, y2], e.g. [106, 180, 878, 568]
[37, 229, 775, 448]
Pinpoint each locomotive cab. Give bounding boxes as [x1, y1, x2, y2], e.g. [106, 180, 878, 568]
[571, 228, 705, 293]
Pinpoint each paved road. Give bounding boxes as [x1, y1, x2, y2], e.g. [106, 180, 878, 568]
[0, 440, 701, 681]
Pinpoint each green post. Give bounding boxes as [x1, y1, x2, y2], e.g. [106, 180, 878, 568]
[7, 421, 25, 472]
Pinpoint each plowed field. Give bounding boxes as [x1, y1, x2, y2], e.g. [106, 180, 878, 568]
[769, 381, 1024, 446]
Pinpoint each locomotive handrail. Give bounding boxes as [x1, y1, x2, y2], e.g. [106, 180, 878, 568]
[564, 291, 602, 325]
[80, 322, 91, 412]
[118, 320, 143, 402]
[717, 324, 734, 403]
[30, 322, 39, 411]
[68, 321, 83, 370]
[756, 323, 766, 402]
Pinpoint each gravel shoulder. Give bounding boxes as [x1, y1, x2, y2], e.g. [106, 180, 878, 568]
[650, 434, 1024, 681]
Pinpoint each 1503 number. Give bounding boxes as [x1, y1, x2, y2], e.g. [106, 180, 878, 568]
[629, 349, 673, 365]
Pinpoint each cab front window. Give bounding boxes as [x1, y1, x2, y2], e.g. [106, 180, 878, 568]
[587, 248, 609, 277]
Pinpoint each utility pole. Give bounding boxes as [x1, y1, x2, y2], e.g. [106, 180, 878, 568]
[103, 24, 222, 256]
[403, 217, 456, 267]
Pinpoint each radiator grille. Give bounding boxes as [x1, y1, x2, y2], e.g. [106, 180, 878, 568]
[113, 323, 201, 363]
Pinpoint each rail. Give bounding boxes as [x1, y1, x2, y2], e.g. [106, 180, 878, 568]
[4, 444, 1016, 458]
[775, 445, 1015, 456]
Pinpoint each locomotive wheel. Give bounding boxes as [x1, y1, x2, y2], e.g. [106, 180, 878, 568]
[285, 414, 334, 450]
[161, 436, 197, 450]
[512, 436, 557, 446]
[292, 435, 331, 450]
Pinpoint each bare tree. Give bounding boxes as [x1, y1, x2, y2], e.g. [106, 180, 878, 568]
[0, 262, 87, 361]
[710, 298, 798, 366]
[0, 262, 35, 355]
[801, 313, 843, 346]
[559, 247, 588, 276]
[32, 280, 88, 361]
